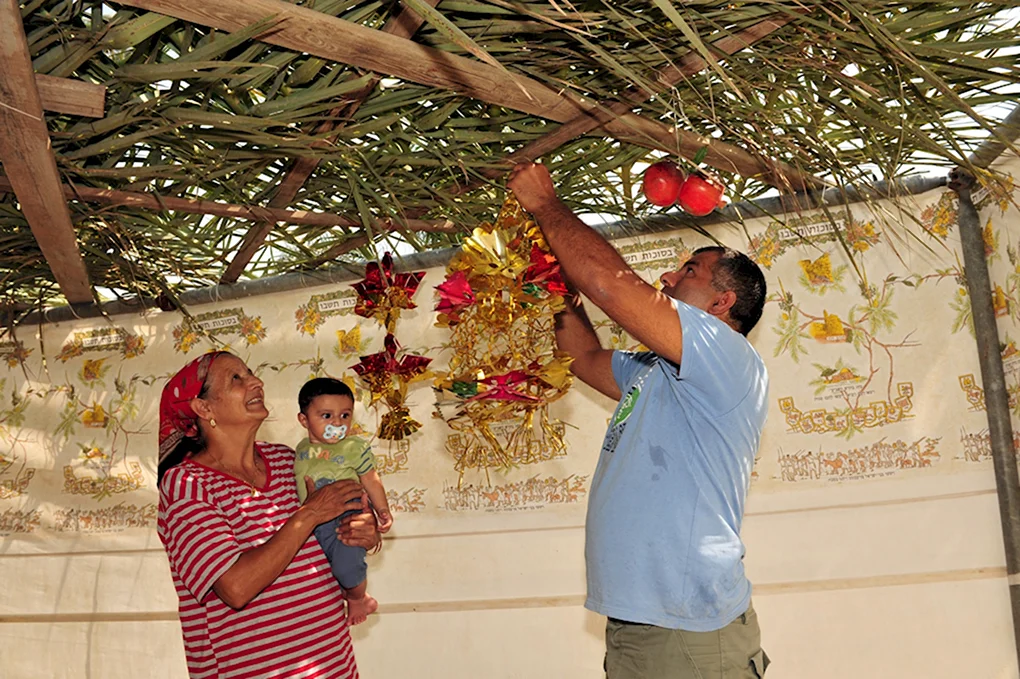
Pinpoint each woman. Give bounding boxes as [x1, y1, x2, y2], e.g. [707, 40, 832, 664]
[157, 351, 379, 679]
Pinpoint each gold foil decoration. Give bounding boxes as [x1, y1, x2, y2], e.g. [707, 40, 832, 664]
[432, 195, 573, 480]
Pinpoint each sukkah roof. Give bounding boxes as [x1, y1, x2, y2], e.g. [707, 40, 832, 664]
[1, 0, 1019, 322]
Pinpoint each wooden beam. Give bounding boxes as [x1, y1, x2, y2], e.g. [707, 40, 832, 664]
[221, 0, 440, 283]
[0, 177, 458, 232]
[0, 0, 92, 304]
[35, 74, 106, 118]
[108, 0, 814, 189]
[110, 0, 586, 119]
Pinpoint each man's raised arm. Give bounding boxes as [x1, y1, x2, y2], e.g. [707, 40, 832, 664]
[508, 162, 684, 366]
[556, 288, 620, 400]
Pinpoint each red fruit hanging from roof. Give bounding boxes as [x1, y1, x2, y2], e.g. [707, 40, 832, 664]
[677, 171, 726, 217]
[642, 160, 685, 207]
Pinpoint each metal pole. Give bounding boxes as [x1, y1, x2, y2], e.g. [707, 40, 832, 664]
[20, 174, 952, 327]
[950, 167, 1020, 674]
[967, 104, 1020, 170]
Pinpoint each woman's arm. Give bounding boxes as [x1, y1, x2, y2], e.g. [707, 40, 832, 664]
[212, 478, 365, 609]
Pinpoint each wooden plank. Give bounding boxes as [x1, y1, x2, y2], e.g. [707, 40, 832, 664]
[220, 0, 441, 283]
[108, 0, 813, 189]
[35, 74, 106, 118]
[0, 177, 457, 232]
[0, 0, 92, 304]
[110, 0, 585, 119]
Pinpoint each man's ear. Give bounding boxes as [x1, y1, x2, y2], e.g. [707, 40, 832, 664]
[297, 412, 309, 428]
[709, 289, 737, 318]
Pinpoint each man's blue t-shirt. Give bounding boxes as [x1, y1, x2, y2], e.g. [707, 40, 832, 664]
[584, 299, 768, 632]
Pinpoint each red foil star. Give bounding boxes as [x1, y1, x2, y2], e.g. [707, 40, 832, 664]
[523, 244, 568, 296]
[434, 269, 476, 325]
[353, 252, 426, 332]
[351, 334, 432, 439]
[469, 370, 540, 403]
[351, 334, 431, 397]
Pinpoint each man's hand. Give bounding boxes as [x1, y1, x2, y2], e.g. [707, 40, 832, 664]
[508, 162, 562, 215]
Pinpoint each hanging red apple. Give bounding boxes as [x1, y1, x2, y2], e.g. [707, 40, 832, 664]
[642, 160, 685, 207]
[677, 172, 726, 216]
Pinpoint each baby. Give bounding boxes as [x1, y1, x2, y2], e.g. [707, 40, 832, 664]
[294, 377, 392, 624]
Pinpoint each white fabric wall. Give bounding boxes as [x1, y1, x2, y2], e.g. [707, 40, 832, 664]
[1, 156, 1019, 678]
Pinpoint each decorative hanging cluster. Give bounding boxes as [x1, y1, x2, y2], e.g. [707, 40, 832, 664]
[642, 159, 728, 216]
[432, 195, 573, 477]
[353, 252, 425, 333]
[350, 253, 431, 440]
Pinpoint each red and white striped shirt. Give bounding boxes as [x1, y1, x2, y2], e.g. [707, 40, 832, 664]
[158, 441, 358, 679]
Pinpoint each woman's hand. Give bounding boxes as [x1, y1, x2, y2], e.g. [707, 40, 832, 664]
[301, 477, 365, 525]
[339, 503, 381, 550]
[212, 477, 368, 610]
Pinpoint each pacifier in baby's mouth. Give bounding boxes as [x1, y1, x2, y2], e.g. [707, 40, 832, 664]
[322, 423, 348, 442]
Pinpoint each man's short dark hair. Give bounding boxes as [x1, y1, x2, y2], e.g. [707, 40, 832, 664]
[298, 377, 354, 414]
[694, 246, 767, 336]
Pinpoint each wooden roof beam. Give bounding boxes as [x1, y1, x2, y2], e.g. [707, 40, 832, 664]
[36, 74, 106, 118]
[108, 0, 817, 191]
[0, 0, 92, 304]
[0, 177, 457, 233]
[220, 0, 441, 284]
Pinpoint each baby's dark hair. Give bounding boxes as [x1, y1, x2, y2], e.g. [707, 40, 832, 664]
[298, 377, 354, 414]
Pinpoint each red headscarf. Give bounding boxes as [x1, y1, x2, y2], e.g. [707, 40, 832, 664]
[158, 351, 226, 464]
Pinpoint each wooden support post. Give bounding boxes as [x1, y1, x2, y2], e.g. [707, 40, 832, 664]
[0, 0, 92, 303]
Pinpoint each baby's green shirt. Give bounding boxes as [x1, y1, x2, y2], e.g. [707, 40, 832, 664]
[293, 436, 375, 503]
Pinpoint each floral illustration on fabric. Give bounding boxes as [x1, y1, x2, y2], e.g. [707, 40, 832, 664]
[295, 289, 358, 336]
[0, 379, 34, 500]
[172, 307, 267, 353]
[0, 340, 32, 369]
[56, 327, 146, 362]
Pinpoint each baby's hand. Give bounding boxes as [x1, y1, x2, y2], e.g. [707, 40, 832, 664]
[377, 510, 393, 534]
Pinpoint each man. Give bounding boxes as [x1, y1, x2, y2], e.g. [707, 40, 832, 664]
[508, 162, 770, 679]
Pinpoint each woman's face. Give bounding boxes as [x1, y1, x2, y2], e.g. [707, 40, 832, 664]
[199, 354, 269, 428]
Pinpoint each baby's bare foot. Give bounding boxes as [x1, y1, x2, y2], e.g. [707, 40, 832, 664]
[347, 594, 378, 625]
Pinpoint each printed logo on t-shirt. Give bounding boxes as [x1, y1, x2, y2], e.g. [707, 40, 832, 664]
[602, 378, 643, 456]
[611, 385, 639, 428]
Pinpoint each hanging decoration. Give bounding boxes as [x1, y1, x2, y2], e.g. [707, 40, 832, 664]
[352, 252, 426, 333]
[677, 171, 728, 216]
[642, 159, 686, 207]
[642, 148, 727, 216]
[351, 333, 432, 440]
[350, 252, 430, 440]
[432, 195, 573, 480]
